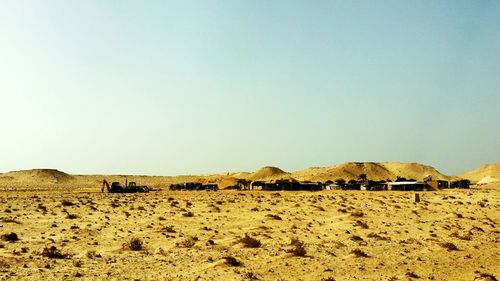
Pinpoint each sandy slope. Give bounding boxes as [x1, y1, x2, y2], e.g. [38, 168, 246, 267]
[459, 164, 500, 184]
[292, 162, 452, 182]
[0, 184, 498, 281]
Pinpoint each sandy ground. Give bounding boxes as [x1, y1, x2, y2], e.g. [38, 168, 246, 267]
[0, 184, 499, 281]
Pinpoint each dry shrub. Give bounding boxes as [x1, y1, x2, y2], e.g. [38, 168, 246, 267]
[0, 218, 21, 224]
[182, 211, 194, 217]
[223, 256, 241, 266]
[177, 236, 197, 248]
[287, 238, 306, 256]
[440, 242, 459, 251]
[1, 232, 19, 242]
[238, 234, 261, 248]
[322, 278, 336, 281]
[351, 211, 364, 217]
[66, 213, 78, 219]
[41, 246, 68, 259]
[367, 232, 390, 241]
[350, 248, 368, 257]
[450, 232, 472, 241]
[313, 205, 326, 212]
[162, 225, 176, 233]
[474, 273, 498, 281]
[86, 250, 101, 259]
[406, 271, 420, 278]
[62, 200, 75, 206]
[350, 235, 363, 241]
[123, 238, 144, 251]
[355, 220, 369, 229]
[266, 214, 282, 220]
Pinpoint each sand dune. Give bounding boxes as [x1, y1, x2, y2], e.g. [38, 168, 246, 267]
[0, 169, 74, 184]
[293, 162, 452, 182]
[247, 166, 290, 181]
[459, 164, 500, 184]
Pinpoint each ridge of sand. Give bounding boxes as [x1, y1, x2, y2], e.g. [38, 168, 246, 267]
[0, 169, 74, 183]
[248, 166, 290, 181]
[459, 163, 500, 183]
[292, 162, 452, 182]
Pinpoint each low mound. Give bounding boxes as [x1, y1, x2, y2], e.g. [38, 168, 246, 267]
[249, 166, 289, 181]
[459, 164, 500, 183]
[477, 176, 499, 185]
[292, 162, 451, 182]
[0, 169, 74, 184]
[217, 177, 240, 190]
[381, 162, 452, 181]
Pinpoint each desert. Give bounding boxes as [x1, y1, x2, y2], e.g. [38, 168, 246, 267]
[0, 163, 499, 281]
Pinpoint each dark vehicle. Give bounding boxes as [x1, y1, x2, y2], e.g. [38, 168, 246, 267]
[169, 182, 218, 191]
[102, 179, 149, 193]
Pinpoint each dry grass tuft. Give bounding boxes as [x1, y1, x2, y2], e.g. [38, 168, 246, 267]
[123, 238, 144, 251]
[62, 200, 75, 206]
[41, 246, 68, 259]
[440, 242, 459, 251]
[351, 210, 365, 217]
[350, 248, 369, 257]
[1, 232, 19, 242]
[223, 256, 241, 266]
[238, 234, 261, 248]
[406, 271, 420, 278]
[266, 214, 282, 220]
[162, 225, 176, 233]
[287, 238, 306, 256]
[177, 236, 197, 248]
[0, 217, 21, 224]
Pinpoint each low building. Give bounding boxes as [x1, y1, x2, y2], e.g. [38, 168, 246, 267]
[387, 181, 426, 191]
[426, 180, 449, 191]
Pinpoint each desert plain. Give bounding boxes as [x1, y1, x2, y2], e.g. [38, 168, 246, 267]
[0, 163, 499, 281]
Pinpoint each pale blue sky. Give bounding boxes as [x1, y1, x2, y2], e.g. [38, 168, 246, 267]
[0, 1, 499, 176]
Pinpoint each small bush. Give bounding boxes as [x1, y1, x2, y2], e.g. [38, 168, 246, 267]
[0, 218, 21, 224]
[350, 248, 368, 257]
[223, 256, 241, 266]
[41, 246, 68, 259]
[62, 200, 75, 206]
[238, 234, 261, 248]
[440, 242, 459, 251]
[182, 212, 194, 217]
[287, 238, 306, 256]
[66, 213, 78, 219]
[177, 236, 197, 248]
[355, 220, 369, 229]
[313, 205, 326, 212]
[474, 273, 498, 281]
[266, 214, 282, 220]
[405, 271, 420, 278]
[367, 232, 390, 241]
[351, 211, 364, 217]
[162, 225, 176, 233]
[1, 232, 19, 242]
[350, 235, 363, 241]
[87, 250, 101, 259]
[123, 238, 144, 251]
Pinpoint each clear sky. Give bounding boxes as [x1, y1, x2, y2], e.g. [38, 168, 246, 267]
[0, 1, 499, 176]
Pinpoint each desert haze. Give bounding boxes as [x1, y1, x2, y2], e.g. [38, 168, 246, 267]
[0, 162, 498, 281]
